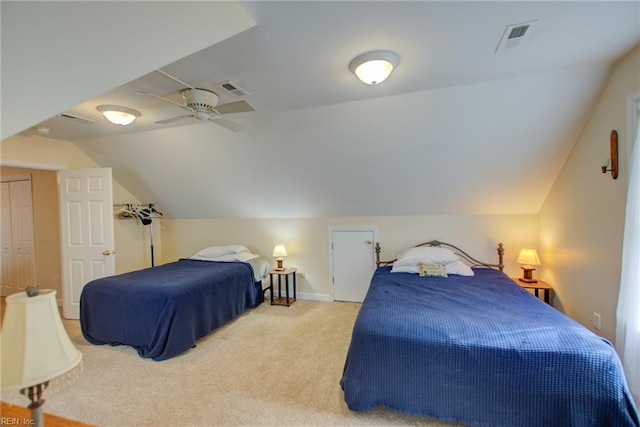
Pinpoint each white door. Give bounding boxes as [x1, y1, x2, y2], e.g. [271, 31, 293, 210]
[59, 168, 115, 319]
[331, 228, 377, 302]
[0, 179, 36, 296]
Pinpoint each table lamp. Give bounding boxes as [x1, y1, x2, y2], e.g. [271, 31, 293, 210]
[1, 288, 83, 427]
[272, 244, 288, 270]
[517, 249, 541, 283]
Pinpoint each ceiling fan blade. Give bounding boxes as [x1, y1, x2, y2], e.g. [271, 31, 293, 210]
[209, 116, 246, 132]
[156, 69, 195, 90]
[155, 115, 193, 125]
[136, 91, 192, 111]
[214, 100, 256, 115]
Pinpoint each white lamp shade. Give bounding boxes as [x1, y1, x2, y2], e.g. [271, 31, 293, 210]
[1, 290, 82, 391]
[517, 249, 541, 266]
[272, 244, 288, 258]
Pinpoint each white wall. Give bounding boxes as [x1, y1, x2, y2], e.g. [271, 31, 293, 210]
[162, 214, 538, 300]
[539, 45, 640, 342]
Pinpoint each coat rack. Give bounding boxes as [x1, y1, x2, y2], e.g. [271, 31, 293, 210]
[113, 203, 163, 266]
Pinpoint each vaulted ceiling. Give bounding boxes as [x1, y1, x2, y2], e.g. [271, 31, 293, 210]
[3, 1, 639, 218]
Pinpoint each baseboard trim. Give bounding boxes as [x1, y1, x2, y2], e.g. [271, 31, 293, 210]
[263, 290, 331, 302]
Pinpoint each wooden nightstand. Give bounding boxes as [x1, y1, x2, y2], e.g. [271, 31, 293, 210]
[269, 268, 297, 306]
[514, 278, 553, 304]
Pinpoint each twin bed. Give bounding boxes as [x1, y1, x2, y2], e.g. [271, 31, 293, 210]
[340, 240, 639, 427]
[80, 245, 269, 361]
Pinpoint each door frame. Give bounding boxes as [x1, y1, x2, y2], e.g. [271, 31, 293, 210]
[328, 226, 378, 302]
[1, 160, 67, 303]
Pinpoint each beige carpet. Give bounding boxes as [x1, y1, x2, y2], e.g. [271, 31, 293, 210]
[2, 299, 463, 426]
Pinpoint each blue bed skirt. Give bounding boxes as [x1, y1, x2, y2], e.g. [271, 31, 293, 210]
[80, 259, 262, 361]
[340, 267, 639, 427]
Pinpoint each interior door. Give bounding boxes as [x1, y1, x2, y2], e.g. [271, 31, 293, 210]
[59, 168, 115, 319]
[331, 228, 376, 302]
[0, 178, 36, 296]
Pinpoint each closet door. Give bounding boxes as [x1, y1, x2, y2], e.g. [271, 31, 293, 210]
[330, 227, 377, 302]
[0, 179, 36, 296]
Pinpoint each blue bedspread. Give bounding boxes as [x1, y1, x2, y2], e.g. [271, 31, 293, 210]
[80, 259, 262, 361]
[340, 267, 639, 427]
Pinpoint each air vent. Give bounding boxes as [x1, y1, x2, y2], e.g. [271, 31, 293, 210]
[57, 113, 96, 124]
[495, 20, 537, 52]
[220, 80, 250, 98]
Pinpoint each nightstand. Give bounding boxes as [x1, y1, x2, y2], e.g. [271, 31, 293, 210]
[269, 268, 297, 306]
[514, 278, 553, 304]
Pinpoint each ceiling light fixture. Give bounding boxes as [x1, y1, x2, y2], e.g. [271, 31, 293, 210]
[96, 105, 141, 126]
[349, 50, 399, 85]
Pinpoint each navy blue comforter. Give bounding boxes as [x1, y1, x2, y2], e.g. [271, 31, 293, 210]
[80, 259, 262, 361]
[341, 267, 639, 427]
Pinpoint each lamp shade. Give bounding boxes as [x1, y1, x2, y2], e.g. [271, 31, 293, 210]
[517, 249, 541, 266]
[1, 290, 82, 392]
[272, 244, 288, 258]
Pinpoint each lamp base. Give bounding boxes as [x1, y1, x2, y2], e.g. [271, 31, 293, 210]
[520, 266, 537, 283]
[276, 259, 284, 270]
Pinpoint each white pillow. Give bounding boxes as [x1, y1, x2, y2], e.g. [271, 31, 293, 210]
[191, 252, 258, 263]
[391, 261, 474, 277]
[445, 260, 474, 276]
[390, 265, 420, 274]
[393, 246, 459, 267]
[192, 244, 249, 259]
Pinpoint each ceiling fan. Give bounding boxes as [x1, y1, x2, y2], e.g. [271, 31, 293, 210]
[137, 69, 254, 132]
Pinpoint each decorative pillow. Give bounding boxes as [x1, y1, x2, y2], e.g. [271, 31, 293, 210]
[192, 244, 249, 259]
[394, 246, 459, 267]
[419, 263, 448, 277]
[390, 265, 420, 274]
[445, 260, 475, 276]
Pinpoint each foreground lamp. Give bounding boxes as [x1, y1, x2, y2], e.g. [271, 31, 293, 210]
[96, 104, 141, 125]
[600, 130, 619, 180]
[1, 288, 83, 427]
[272, 244, 288, 270]
[349, 50, 399, 85]
[517, 249, 541, 283]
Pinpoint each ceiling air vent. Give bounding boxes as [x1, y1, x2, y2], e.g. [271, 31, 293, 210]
[219, 80, 250, 98]
[57, 113, 96, 124]
[495, 20, 537, 52]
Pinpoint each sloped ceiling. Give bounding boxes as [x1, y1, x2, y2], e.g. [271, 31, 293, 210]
[3, 1, 640, 218]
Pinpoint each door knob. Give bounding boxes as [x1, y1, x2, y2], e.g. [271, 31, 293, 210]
[365, 240, 372, 245]
[102, 250, 115, 256]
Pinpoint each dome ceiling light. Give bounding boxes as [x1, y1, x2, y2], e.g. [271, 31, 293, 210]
[96, 105, 141, 126]
[349, 50, 399, 85]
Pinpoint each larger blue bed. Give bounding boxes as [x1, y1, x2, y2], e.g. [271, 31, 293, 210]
[340, 243, 639, 427]
[80, 258, 266, 361]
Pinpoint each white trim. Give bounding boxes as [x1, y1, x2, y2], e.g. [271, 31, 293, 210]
[295, 292, 331, 302]
[328, 226, 379, 302]
[0, 159, 67, 171]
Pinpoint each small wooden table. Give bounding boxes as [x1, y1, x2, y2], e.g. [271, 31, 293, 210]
[514, 278, 553, 304]
[1, 401, 94, 427]
[269, 268, 297, 306]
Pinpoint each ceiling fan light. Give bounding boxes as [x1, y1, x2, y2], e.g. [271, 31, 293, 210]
[96, 105, 141, 126]
[349, 50, 399, 85]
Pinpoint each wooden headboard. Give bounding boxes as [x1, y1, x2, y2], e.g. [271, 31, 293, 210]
[375, 240, 505, 271]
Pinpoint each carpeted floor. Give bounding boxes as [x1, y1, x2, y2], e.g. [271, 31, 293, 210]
[1, 299, 463, 426]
